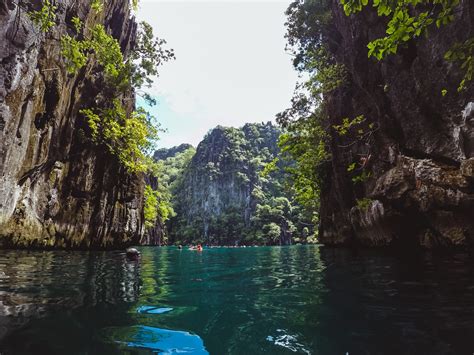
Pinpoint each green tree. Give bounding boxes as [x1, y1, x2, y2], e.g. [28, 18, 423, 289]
[276, 1, 336, 227]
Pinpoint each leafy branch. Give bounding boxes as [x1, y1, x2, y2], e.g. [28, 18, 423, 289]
[339, 0, 472, 91]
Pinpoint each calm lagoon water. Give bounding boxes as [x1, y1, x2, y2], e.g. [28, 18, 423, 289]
[0, 245, 474, 354]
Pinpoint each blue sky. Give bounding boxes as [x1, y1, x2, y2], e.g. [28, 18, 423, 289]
[137, 0, 298, 148]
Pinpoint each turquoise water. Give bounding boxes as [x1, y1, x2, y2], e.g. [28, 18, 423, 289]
[0, 246, 474, 354]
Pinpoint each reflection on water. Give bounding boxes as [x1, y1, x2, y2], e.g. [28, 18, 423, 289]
[319, 248, 474, 355]
[137, 306, 173, 314]
[0, 246, 474, 354]
[0, 250, 140, 341]
[111, 325, 209, 354]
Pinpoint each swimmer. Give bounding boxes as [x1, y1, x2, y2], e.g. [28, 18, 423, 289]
[126, 247, 140, 260]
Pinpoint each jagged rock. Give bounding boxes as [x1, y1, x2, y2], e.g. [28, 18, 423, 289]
[319, 0, 474, 248]
[463, 102, 474, 122]
[0, 0, 144, 248]
[349, 200, 395, 246]
[461, 158, 474, 178]
[371, 161, 415, 202]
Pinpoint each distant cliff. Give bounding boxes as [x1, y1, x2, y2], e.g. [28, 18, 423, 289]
[154, 144, 193, 161]
[318, 0, 474, 247]
[0, 0, 144, 248]
[162, 123, 313, 246]
[142, 144, 195, 246]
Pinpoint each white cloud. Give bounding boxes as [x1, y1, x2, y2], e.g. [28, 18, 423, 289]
[137, 1, 298, 147]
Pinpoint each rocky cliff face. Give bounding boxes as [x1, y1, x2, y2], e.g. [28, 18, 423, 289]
[170, 123, 286, 245]
[140, 175, 165, 246]
[319, 1, 474, 248]
[0, 0, 144, 248]
[141, 144, 195, 246]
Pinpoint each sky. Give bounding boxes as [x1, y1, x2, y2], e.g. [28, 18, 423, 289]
[137, 0, 298, 148]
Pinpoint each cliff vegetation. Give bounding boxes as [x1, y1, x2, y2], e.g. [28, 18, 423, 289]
[2, 0, 474, 250]
[0, 0, 172, 248]
[279, 0, 474, 248]
[155, 123, 316, 246]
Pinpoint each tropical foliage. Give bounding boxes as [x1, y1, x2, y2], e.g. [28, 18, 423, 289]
[276, 0, 336, 226]
[160, 124, 316, 246]
[28, 0, 174, 230]
[277, 0, 472, 237]
[28, 0, 57, 32]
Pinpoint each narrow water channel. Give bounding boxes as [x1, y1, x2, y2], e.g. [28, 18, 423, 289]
[0, 245, 473, 354]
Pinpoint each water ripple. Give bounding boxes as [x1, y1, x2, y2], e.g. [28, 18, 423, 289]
[1, 246, 474, 354]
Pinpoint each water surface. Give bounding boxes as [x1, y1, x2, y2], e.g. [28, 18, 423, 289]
[0, 246, 473, 354]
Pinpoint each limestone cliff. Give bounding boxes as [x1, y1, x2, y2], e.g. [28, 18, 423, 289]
[0, 0, 144, 248]
[319, 1, 474, 248]
[167, 123, 311, 246]
[170, 123, 280, 245]
[141, 143, 195, 246]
